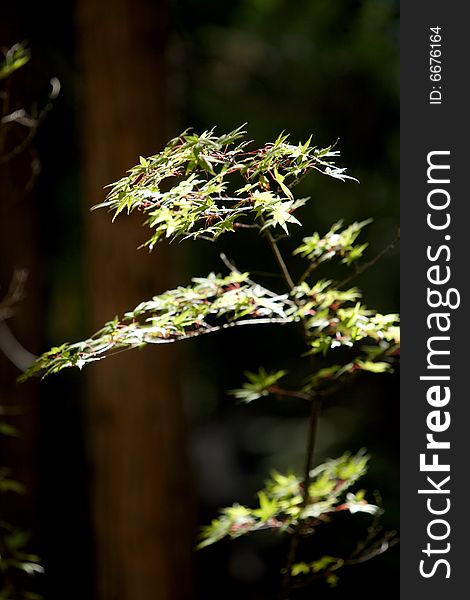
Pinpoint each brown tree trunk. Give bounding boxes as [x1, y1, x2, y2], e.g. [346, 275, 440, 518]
[76, 2, 193, 599]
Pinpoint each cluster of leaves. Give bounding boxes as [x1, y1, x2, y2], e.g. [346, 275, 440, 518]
[198, 451, 378, 548]
[95, 126, 356, 248]
[294, 219, 372, 268]
[229, 368, 288, 403]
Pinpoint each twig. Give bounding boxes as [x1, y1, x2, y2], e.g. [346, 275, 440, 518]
[264, 229, 295, 291]
[290, 530, 399, 590]
[345, 531, 399, 566]
[0, 321, 37, 372]
[0, 269, 28, 322]
[336, 230, 400, 289]
[298, 258, 320, 284]
[233, 222, 260, 230]
[219, 252, 242, 275]
[268, 385, 312, 402]
[0, 77, 60, 165]
[0, 270, 38, 372]
[57, 317, 296, 367]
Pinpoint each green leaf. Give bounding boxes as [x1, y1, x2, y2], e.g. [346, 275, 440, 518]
[354, 360, 392, 373]
[0, 479, 25, 494]
[0, 422, 20, 437]
[253, 492, 278, 522]
[311, 555, 341, 573]
[230, 368, 287, 403]
[326, 574, 339, 587]
[16, 562, 44, 576]
[0, 44, 30, 80]
[273, 166, 293, 200]
[291, 562, 310, 576]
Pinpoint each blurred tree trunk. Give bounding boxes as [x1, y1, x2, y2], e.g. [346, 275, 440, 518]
[76, 2, 193, 600]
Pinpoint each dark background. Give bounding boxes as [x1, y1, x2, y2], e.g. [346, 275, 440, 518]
[1, 1, 399, 599]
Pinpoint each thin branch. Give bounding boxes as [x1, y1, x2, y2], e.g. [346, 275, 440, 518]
[0, 269, 28, 322]
[0, 270, 38, 372]
[0, 77, 60, 165]
[345, 531, 399, 566]
[0, 321, 37, 372]
[268, 385, 312, 402]
[219, 252, 243, 274]
[302, 395, 322, 487]
[337, 230, 400, 289]
[298, 258, 320, 284]
[151, 316, 293, 342]
[290, 531, 399, 590]
[311, 370, 360, 403]
[56, 317, 296, 369]
[233, 222, 260, 230]
[264, 229, 295, 291]
[1, 108, 37, 127]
